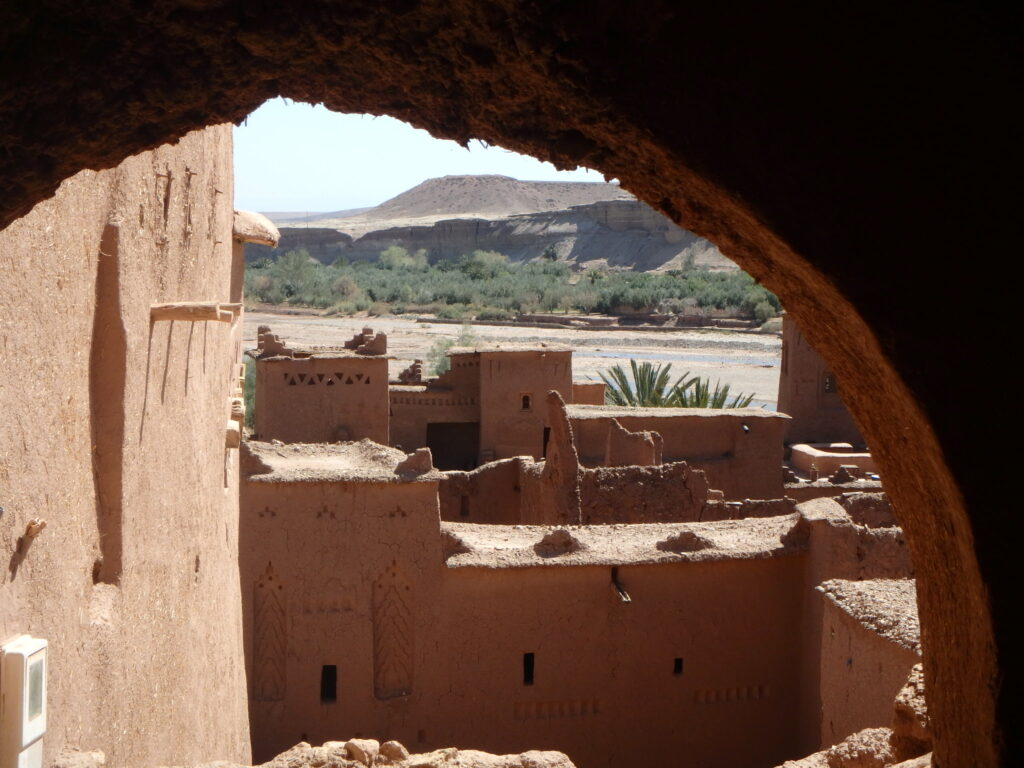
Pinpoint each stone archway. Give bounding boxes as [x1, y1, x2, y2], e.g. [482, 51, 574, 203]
[1, 3, 1016, 765]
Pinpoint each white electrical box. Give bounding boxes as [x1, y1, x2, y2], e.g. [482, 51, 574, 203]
[1, 635, 47, 768]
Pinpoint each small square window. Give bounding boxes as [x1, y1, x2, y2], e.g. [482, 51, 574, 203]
[521, 394, 533, 411]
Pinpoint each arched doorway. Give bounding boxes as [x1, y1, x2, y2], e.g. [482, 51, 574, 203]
[1, 4, 1016, 764]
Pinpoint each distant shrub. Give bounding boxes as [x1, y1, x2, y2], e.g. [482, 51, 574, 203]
[753, 301, 776, 323]
[243, 358, 256, 429]
[475, 308, 513, 321]
[428, 325, 479, 375]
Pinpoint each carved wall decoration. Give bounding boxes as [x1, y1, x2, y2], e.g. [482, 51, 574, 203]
[254, 562, 286, 701]
[373, 561, 414, 700]
[514, 698, 600, 720]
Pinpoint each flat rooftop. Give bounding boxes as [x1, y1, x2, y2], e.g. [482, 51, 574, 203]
[565, 404, 789, 420]
[244, 439, 440, 483]
[442, 513, 809, 569]
[818, 578, 920, 652]
[259, 349, 392, 361]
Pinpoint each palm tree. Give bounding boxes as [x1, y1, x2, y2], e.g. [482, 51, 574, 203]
[672, 376, 755, 408]
[599, 360, 695, 406]
[598, 360, 755, 408]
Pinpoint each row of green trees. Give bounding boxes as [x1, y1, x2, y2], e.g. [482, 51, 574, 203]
[244, 247, 781, 320]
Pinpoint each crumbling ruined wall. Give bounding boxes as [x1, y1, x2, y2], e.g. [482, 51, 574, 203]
[519, 392, 580, 524]
[603, 419, 662, 466]
[578, 462, 708, 524]
[0, 126, 249, 766]
[438, 458, 524, 523]
[568, 406, 789, 500]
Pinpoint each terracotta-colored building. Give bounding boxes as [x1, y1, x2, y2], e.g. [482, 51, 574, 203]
[777, 314, 864, 445]
[240, 440, 918, 768]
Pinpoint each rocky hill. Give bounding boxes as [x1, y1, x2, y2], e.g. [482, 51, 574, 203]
[250, 175, 735, 271]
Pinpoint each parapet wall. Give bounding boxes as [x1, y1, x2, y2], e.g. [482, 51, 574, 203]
[255, 354, 390, 443]
[567, 405, 789, 500]
[578, 463, 709, 524]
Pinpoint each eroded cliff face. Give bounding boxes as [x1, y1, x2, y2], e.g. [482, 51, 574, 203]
[256, 200, 733, 271]
[0, 125, 250, 766]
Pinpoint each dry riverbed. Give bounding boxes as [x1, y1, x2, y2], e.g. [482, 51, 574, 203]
[244, 312, 782, 408]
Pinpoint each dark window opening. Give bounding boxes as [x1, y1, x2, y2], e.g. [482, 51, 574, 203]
[542, 427, 551, 458]
[673, 657, 684, 676]
[320, 664, 337, 703]
[521, 394, 532, 410]
[823, 373, 837, 393]
[460, 495, 470, 517]
[523, 652, 535, 686]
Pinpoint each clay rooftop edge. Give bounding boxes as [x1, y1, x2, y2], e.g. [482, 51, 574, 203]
[817, 578, 921, 652]
[243, 440, 442, 483]
[442, 514, 809, 569]
[565, 404, 790, 419]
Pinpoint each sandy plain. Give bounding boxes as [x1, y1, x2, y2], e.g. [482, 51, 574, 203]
[244, 311, 782, 408]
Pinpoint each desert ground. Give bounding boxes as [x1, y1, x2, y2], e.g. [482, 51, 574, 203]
[244, 311, 782, 408]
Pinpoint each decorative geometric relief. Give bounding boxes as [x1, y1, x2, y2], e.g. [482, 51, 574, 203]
[254, 562, 286, 701]
[514, 698, 600, 720]
[373, 561, 414, 700]
[693, 684, 769, 704]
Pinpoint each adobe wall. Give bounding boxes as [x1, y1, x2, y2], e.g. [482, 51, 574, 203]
[817, 580, 921, 748]
[571, 381, 606, 406]
[577, 463, 709, 524]
[777, 315, 863, 446]
[255, 355, 389, 443]
[436, 556, 806, 768]
[240, 469, 442, 760]
[794, 497, 914, 755]
[568, 406, 788, 500]
[241, 448, 811, 768]
[478, 349, 573, 461]
[790, 443, 877, 477]
[438, 458, 525, 524]
[0, 126, 250, 766]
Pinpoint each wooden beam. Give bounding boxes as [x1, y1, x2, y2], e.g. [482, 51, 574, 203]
[150, 302, 233, 322]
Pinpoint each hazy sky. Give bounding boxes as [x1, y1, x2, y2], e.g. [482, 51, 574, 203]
[233, 98, 605, 213]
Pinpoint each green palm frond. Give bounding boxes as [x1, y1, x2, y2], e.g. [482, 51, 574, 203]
[600, 361, 754, 409]
[600, 360, 696, 407]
